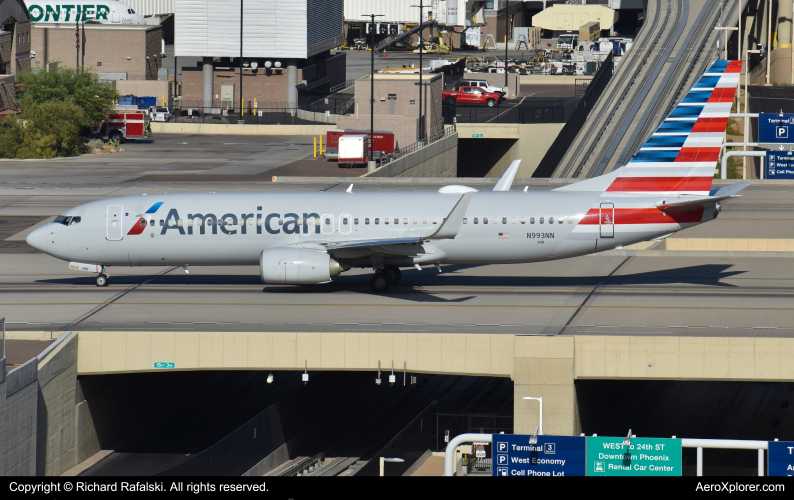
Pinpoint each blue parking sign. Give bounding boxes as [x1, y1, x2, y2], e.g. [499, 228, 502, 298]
[768, 441, 794, 476]
[492, 434, 586, 477]
[759, 114, 794, 145]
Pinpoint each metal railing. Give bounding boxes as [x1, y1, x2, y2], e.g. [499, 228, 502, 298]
[330, 79, 356, 93]
[444, 103, 567, 124]
[380, 125, 457, 166]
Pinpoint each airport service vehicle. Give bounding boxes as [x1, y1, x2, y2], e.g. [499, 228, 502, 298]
[325, 129, 395, 160]
[460, 79, 505, 96]
[557, 33, 579, 50]
[442, 86, 502, 107]
[90, 110, 148, 143]
[27, 1, 145, 25]
[27, 60, 749, 292]
[337, 135, 369, 167]
[148, 106, 171, 122]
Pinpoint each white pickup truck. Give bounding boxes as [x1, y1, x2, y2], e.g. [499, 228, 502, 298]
[460, 79, 506, 96]
[147, 106, 172, 122]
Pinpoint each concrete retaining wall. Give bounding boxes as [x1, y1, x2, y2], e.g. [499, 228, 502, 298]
[364, 133, 458, 178]
[37, 333, 79, 476]
[295, 109, 343, 125]
[0, 359, 38, 476]
[151, 122, 336, 136]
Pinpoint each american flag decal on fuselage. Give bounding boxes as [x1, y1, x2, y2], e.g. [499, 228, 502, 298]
[608, 60, 741, 196]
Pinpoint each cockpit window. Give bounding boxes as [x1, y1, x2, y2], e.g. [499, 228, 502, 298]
[53, 215, 81, 226]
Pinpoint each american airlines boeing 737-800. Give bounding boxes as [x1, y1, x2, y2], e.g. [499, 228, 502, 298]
[26, 60, 749, 292]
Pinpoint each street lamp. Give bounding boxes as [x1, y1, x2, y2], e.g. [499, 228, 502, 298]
[380, 457, 404, 476]
[523, 396, 543, 435]
[240, 0, 243, 116]
[623, 429, 632, 447]
[411, 3, 431, 140]
[362, 14, 384, 168]
[744, 49, 761, 179]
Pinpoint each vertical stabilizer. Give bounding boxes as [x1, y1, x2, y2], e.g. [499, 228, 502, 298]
[556, 60, 741, 195]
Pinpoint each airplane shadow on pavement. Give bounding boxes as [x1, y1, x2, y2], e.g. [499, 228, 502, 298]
[36, 264, 744, 298]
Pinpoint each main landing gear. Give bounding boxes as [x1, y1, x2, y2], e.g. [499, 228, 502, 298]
[370, 266, 402, 292]
[95, 272, 110, 287]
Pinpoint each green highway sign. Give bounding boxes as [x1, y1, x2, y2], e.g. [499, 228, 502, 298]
[586, 437, 681, 476]
[472, 133, 484, 138]
[154, 362, 175, 369]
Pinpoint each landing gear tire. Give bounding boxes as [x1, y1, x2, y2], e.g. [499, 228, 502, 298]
[370, 272, 393, 292]
[95, 274, 109, 287]
[383, 266, 402, 285]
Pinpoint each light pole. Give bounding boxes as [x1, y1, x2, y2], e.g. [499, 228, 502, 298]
[363, 14, 384, 167]
[523, 396, 543, 435]
[504, 0, 509, 88]
[240, 0, 243, 115]
[379, 457, 404, 476]
[411, 3, 431, 139]
[744, 49, 761, 179]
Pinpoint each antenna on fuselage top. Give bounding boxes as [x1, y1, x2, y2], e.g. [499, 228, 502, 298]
[346, 184, 354, 193]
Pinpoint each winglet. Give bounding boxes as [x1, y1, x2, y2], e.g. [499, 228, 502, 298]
[346, 184, 354, 193]
[428, 192, 473, 239]
[491, 160, 521, 191]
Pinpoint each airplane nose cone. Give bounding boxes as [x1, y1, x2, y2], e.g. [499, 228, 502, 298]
[26, 225, 48, 252]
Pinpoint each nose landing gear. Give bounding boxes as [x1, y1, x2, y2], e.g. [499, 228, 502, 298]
[95, 272, 110, 287]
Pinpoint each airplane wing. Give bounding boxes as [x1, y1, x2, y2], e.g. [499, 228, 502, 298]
[656, 181, 752, 212]
[304, 191, 474, 254]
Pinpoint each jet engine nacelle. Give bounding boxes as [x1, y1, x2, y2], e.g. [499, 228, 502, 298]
[259, 248, 343, 284]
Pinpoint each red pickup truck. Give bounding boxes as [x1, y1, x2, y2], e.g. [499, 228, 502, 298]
[442, 86, 503, 107]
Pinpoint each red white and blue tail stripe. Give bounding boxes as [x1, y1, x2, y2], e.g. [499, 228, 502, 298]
[608, 60, 741, 195]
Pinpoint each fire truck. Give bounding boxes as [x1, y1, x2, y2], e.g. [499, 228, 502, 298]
[90, 110, 150, 143]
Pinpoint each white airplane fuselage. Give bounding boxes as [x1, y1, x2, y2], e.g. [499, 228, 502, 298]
[27, 189, 709, 268]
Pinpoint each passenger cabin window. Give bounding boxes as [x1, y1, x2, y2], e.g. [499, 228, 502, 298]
[530, 217, 535, 224]
[403, 218, 409, 224]
[324, 218, 331, 225]
[413, 217, 418, 224]
[432, 217, 438, 224]
[483, 217, 488, 224]
[422, 217, 428, 224]
[502, 217, 507, 224]
[463, 218, 468, 224]
[520, 217, 526, 224]
[150, 219, 155, 226]
[473, 217, 479, 224]
[354, 218, 359, 225]
[365, 218, 370, 225]
[375, 218, 380, 224]
[558, 217, 564, 224]
[511, 217, 516, 224]
[342, 217, 349, 225]
[549, 216, 554, 224]
[394, 218, 399, 225]
[539, 217, 544, 224]
[385, 218, 390, 224]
